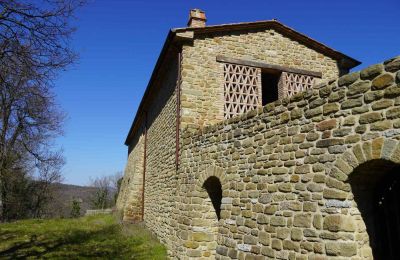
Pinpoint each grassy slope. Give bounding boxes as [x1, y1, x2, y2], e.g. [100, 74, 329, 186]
[0, 215, 166, 259]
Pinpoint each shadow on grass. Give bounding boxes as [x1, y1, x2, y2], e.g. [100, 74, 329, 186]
[0, 220, 162, 259]
[0, 225, 120, 259]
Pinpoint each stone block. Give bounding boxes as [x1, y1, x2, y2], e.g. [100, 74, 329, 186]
[259, 231, 270, 246]
[347, 81, 370, 96]
[323, 214, 355, 232]
[384, 85, 400, 98]
[359, 112, 382, 124]
[291, 228, 303, 241]
[323, 188, 347, 200]
[384, 56, 400, 72]
[192, 232, 213, 242]
[283, 240, 300, 251]
[360, 64, 383, 79]
[338, 71, 359, 86]
[271, 216, 286, 227]
[325, 242, 357, 257]
[372, 73, 395, 89]
[316, 138, 344, 148]
[341, 97, 363, 109]
[316, 119, 336, 131]
[293, 213, 312, 228]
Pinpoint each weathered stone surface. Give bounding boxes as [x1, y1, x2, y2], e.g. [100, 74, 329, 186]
[347, 81, 370, 95]
[192, 232, 214, 242]
[365, 90, 384, 103]
[360, 64, 383, 80]
[372, 99, 393, 110]
[384, 85, 400, 98]
[323, 103, 339, 115]
[323, 215, 355, 232]
[323, 188, 347, 200]
[384, 57, 400, 72]
[387, 107, 400, 119]
[341, 98, 363, 109]
[271, 216, 286, 227]
[237, 244, 252, 252]
[316, 138, 344, 148]
[258, 194, 272, 204]
[359, 112, 382, 124]
[372, 73, 395, 89]
[293, 213, 312, 228]
[316, 119, 336, 131]
[338, 71, 359, 86]
[325, 242, 357, 257]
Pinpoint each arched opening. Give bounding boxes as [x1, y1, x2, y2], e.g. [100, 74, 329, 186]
[349, 159, 400, 260]
[203, 176, 222, 220]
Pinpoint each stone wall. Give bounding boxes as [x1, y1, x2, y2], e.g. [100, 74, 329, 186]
[117, 54, 179, 256]
[116, 131, 145, 222]
[144, 54, 178, 252]
[176, 56, 400, 259]
[180, 28, 344, 132]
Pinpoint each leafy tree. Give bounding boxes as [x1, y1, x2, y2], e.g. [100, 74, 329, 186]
[70, 198, 81, 218]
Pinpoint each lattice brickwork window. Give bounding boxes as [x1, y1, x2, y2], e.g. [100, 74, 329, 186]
[224, 63, 261, 119]
[278, 72, 315, 98]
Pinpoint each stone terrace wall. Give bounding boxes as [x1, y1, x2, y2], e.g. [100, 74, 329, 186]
[177, 56, 400, 259]
[180, 28, 344, 132]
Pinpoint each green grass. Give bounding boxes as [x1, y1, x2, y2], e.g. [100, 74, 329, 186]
[0, 214, 167, 259]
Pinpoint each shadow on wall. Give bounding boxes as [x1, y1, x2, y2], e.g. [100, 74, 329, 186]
[203, 176, 222, 220]
[349, 159, 400, 260]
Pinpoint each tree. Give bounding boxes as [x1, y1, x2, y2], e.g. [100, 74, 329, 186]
[89, 172, 122, 210]
[70, 198, 81, 218]
[0, 0, 84, 221]
[89, 175, 112, 210]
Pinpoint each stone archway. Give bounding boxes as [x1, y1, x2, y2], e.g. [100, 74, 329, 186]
[349, 159, 400, 260]
[327, 138, 400, 259]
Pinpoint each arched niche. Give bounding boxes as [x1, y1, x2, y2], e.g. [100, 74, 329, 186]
[203, 176, 223, 220]
[349, 159, 400, 260]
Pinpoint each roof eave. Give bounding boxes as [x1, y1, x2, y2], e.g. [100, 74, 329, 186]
[124, 30, 176, 146]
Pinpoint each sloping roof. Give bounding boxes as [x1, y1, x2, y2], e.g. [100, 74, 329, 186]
[125, 20, 361, 145]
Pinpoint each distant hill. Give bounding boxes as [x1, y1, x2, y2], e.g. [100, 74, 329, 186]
[46, 183, 98, 218]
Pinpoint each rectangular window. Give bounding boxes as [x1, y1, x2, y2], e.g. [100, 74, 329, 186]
[223, 63, 261, 119]
[221, 58, 319, 119]
[278, 72, 315, 98]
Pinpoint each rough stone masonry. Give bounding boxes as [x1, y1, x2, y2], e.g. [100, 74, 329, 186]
[177, 57, 400, 259]
[117, 9, 400, 260]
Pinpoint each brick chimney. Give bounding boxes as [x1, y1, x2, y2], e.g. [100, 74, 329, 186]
[187, 9, 206, 28]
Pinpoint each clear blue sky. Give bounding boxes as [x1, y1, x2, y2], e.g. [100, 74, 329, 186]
[55, 0, 399, 185]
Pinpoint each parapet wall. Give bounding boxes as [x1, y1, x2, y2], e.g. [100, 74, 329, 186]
[176, 56, 400, 259]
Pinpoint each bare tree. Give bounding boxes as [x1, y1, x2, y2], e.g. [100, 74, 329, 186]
[89, 172, 122, 210]
[0, 0, 84, 221]
[89, 175, 112, 210]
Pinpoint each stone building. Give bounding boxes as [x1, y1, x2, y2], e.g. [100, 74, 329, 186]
[117, 9, 400, 259]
